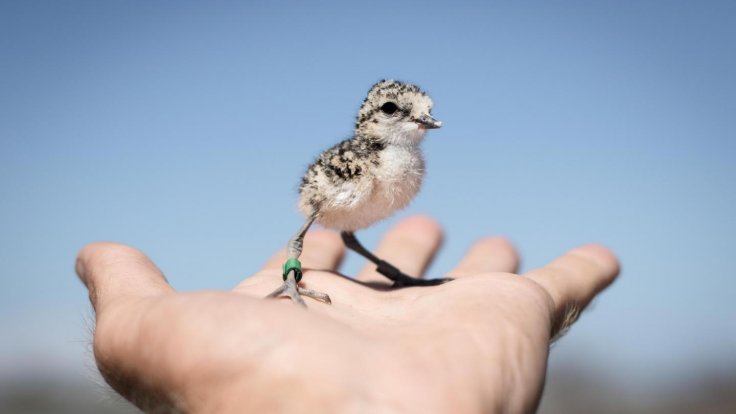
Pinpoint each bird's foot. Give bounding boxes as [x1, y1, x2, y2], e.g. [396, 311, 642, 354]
[265, 258, 332, 307]
[265, 281, 332, 307]
[375, 260, 454, 288]
[341, 231, 453, 288]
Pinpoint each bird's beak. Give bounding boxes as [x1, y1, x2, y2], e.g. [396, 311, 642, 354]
[415, 113, 442, 129]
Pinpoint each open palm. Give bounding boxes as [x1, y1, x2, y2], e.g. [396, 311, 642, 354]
[77, 216, 618, 413]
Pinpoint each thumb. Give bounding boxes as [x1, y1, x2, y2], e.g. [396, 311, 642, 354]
[76, 242, 174, 313]
[524, 244, 620, 338]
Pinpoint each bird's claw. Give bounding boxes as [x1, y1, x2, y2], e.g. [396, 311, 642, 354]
[376, 259, 454, 287]
[391, 276, 454, 288]
[265, 262, 331, 307]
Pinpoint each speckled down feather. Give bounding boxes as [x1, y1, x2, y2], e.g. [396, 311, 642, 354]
[297, 80, 438, 231]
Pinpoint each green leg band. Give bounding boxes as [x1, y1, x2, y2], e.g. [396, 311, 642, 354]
[283, 258, 303, 283]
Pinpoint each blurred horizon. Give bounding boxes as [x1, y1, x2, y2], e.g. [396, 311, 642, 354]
[1, 1, 734, 412]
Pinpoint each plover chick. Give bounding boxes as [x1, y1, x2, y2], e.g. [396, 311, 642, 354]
[266, 80, 451, 306]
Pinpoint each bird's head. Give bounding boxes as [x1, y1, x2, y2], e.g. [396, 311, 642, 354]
[355, 80, 441, 146]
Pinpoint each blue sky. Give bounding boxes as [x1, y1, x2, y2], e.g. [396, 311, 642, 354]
[1, 0, 734, 389]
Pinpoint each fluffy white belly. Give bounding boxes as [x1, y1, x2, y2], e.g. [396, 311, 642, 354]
[316, 146, 425, 231]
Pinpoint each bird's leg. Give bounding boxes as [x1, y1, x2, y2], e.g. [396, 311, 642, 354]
[340, 231, 453, 288]
[265, 216, 331, 306]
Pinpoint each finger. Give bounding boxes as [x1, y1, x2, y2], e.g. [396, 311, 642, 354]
[448, 237, 520, 277]
[76, 242, 174, 313]
[261, 230, 345, 271]
[356, 215, 443, 283]
[525, 244, 620, 318]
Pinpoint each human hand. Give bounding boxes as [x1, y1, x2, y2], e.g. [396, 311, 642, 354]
[76, 215, 619, 413]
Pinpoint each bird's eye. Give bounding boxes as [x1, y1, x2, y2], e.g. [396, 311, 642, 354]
[380, 102, 398, 114]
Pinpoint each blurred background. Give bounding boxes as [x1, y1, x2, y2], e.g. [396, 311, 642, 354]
[1, 1, 734, 412]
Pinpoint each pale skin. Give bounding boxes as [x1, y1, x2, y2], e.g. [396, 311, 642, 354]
[76, 216, 619, 413]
